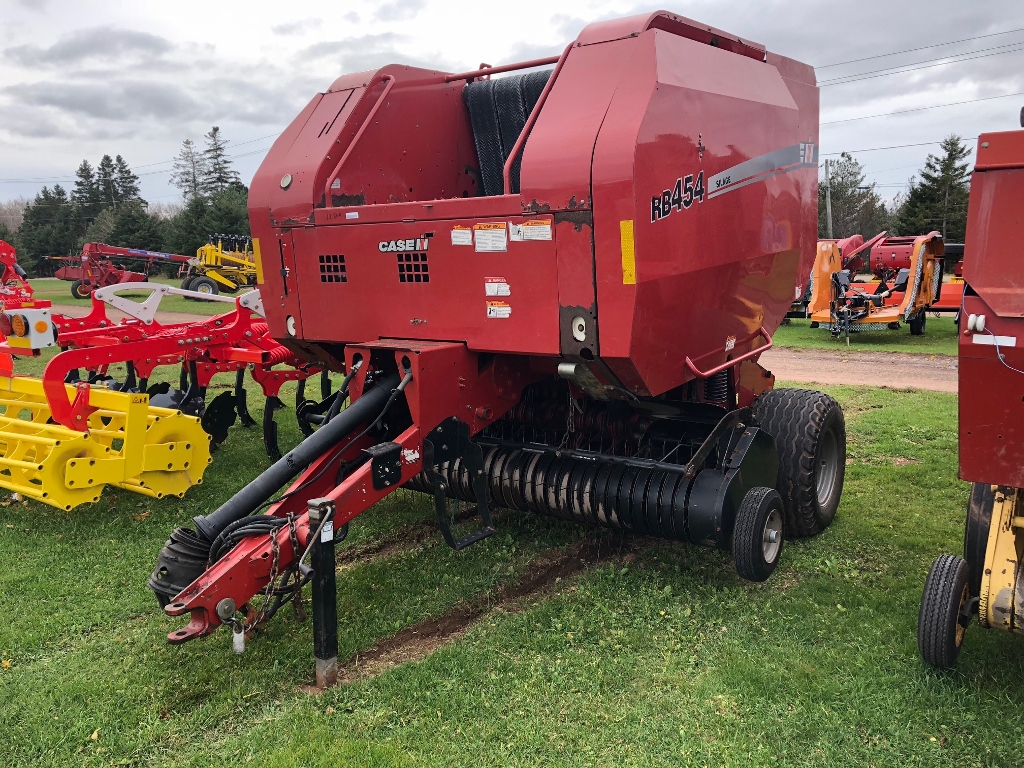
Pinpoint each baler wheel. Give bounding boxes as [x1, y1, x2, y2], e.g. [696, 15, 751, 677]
[71, 279, 91, 300]
[919, 554, 971, 669]
[733, 487, 784, 582]
[753, 389, 846, 538]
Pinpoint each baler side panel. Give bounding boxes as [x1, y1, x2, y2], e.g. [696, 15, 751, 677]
[592, 30, 814, 396]
[518, 38, 638, 212]
[327, 69, 479, 206]
[959, 131, 1024, 487]
[294, 218, 560, 354]
[963, 148, 1024, 317]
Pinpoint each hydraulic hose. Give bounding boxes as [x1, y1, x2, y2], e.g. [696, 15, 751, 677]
[192, 372, 401, 542]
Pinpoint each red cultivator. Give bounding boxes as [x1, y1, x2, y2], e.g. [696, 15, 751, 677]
[52, 242, 191, 299]
[148, 9, 848, 669]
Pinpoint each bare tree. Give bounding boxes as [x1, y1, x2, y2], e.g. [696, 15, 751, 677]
[0, 197, 30, 232]
[170, 139, 207, 201]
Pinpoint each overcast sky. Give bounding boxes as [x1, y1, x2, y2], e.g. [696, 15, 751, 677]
[1, 0, 1022, 206]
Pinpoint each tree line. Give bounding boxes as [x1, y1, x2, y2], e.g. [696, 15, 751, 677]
[0, 127, 250, 276]
[819, 134, 972, 244]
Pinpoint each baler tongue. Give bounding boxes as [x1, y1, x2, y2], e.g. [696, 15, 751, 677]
[0, 375, 211, 510]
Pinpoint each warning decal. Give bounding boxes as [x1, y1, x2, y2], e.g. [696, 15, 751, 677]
[451, 226, 472, 246]
[486, 301, 511, 319]
[485, 277, 510, 296]
[474, 222, 507, 252]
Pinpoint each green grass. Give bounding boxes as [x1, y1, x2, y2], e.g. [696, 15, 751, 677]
[774, 316, 959, 356]
[31, 277, 230, 316]
[1, 383, 1022, 767]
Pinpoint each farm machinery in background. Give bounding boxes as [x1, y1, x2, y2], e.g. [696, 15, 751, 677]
[179, 235, 259, 296]
[0, 243, 332, 509]
[790, 231, 966, 339]
[146, 11, 849, 654]
[52, 242, 191, 298]
[919, 125, 1024, 668]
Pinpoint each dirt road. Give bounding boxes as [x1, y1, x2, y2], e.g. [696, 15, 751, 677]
[761, 347, 957, 393]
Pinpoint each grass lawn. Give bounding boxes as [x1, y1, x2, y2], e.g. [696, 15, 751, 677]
[30, 277, 231, 317]
[1, 382, 1021, 767]
[774, 315, 959, 356]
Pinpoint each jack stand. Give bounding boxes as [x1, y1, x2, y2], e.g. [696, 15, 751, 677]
[308, 497, 338, 688]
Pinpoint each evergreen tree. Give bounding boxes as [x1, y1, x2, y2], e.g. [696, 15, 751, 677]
[108, 201, 166, 250]
[96, 155, 118, 210]
[170, 139, 207, 201]
[72, 160, 103, 221]
[819, 152, 893, 240]
[15, 185, 81, 274]
[200, 126, 241, 195]
[896, 135, 972, 241]
[165, 186, 249, 255]
[113, 155, 143, 206]
[0, 222, 12, 244]
[84, 208, 117, 245]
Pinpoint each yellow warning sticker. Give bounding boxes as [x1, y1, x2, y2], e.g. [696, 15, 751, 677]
[619, 220, 636, 285]
[486, 301, 512, 319]
[474, 222, 507, 252]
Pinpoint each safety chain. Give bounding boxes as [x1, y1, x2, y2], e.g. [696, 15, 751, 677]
[287, 513, 306, 623]
[250, 526, 281, 629]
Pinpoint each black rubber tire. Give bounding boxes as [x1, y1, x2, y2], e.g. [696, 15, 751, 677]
[909, 312, 926, 335]
[809, 321, 820, 329]
[887, 322, 901, 330]
[964, 483, 995, 596]
[919, 553, 970, 669]
[733, 487, 785, 582]
[190, 276, 218, 296]
[70, 279, 90, 299]
[180, 275, 196, 291]
[753, 388, 846, 538]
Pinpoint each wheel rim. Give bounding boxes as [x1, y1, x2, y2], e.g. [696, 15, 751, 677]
[197, 284, 212, 294]
[762, 507, 782, 563]
[815, 426, 840, 507]
[955, 582, 970, 647]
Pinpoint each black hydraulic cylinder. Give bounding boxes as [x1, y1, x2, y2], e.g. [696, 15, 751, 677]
[192, 373, 401, 542]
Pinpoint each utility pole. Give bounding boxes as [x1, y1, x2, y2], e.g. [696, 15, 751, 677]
[824, 158, 834, 239]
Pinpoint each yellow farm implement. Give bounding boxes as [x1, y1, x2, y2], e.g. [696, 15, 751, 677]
[0, 375, 211, 510]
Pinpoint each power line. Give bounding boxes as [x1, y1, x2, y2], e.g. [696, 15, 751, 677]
[821, 92, 1024, 125]
[815, 27, 1024, 69]
[819, 140, 948, 156]
[820, 42, 1024, 87]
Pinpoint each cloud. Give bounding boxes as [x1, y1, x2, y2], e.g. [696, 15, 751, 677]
[5, 26, 172, 67]
[373, 0, 425, 22]
[301, 32, 453, 73]
[271, 18, 323, 36]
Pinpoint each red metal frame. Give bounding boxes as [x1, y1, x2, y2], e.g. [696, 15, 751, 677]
[52, 243, 191, 295]
[959, 130, 1024, 487]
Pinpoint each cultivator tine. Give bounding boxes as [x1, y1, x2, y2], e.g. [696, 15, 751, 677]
[263, 395, 285, 461]
[235, 369, 256, 427]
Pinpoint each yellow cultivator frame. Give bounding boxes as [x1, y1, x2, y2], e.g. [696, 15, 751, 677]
[0, 376, 212, 510]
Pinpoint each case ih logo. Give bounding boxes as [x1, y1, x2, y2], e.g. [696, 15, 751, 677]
[378, 238, 430, 253]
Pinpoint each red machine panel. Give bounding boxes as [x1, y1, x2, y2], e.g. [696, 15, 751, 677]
[592, 29, 817, 394]
[959, 130, 1024, 487]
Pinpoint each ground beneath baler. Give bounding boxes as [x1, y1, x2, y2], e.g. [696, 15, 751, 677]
[761, 347, 957, 393]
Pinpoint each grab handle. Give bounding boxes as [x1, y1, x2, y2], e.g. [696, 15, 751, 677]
[685, 327, 772, 379]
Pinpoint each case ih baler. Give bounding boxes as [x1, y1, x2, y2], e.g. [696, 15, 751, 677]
[150, 12, 847, 648]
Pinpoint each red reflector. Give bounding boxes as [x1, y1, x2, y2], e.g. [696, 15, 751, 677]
[0, 313, 12, 337]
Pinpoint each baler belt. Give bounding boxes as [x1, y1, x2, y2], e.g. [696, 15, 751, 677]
[464, 80, 505, 197]
[464, 70, 552, 196]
